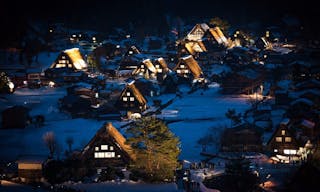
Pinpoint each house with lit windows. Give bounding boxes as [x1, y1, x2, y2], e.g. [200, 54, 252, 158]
[45, 48, 88, 81]
[81, 122, 135, 170]
[174, 55, 204, 82]
[116, 79, 147, 113]
[181, 23, 228, 58]
[49, 48, 87, 70]
[153, 57, 170, 81]
[186, 23, 210, 41]
[132, 59, 157, 79]
[267, 120, 300, 163]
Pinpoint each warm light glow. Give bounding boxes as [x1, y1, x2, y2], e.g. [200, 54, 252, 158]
[8, 81, 14, 89]
[48, 81, 55, 87]
[64, 48, 87, 70]
[266, 31, 270, 38]
[284, 149, 296, 155]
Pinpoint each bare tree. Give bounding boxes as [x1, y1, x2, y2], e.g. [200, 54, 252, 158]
[43, 131, 56, 158]
[66, 136, 74, 153]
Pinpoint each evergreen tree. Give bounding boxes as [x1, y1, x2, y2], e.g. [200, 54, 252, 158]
[209, 17, 230, 33]
[126, 116, 180, 182]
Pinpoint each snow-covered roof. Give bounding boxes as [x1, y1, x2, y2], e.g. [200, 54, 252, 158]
[301, 119, 315, 129]
[290, 98, 314, 106]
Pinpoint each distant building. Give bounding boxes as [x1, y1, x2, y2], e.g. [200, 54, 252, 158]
[132, 59, 157, 79]
[116, 80, 147, 114]
[220, 123, 263, 152]
[267, 122, 300, 163]
[49, 48, 87, 70]
[174, 55, 204, 82]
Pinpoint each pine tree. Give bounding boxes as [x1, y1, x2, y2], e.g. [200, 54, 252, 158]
[126, 116, 180, 182]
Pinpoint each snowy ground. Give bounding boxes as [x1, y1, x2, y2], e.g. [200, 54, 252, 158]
[157, 85, 250, 162]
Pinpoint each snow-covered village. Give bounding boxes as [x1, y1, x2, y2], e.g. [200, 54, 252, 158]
[0, 0, 319, 191]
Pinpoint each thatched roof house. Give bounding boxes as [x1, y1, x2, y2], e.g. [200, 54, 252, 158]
[174, 55, 203, 79]
[117, 80, 147, 113]
[81, 122, 135, 168]
[50, 48, 87, 70]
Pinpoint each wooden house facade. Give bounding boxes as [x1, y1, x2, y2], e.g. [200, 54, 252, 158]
[267, 123, 300, 162]
[81, 123, 135, 169]
[186, 23, 210, 41]
[116, 80, 147, 113]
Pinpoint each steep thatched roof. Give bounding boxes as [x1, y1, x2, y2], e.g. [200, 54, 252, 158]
[142, 59, 157, 73]
[185, 41, 207, 55]
[120, 82, 147, 105]
[174, 55, 203, 79]
[64, 48, 87, 69]
[154, 57, 168, 70]
[82, 122, 136, 160]
[208, 27, 227, 45]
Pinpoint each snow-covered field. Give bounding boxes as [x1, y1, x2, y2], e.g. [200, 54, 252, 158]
[162, 87, 250, 161]
[0, 84, 251, 163]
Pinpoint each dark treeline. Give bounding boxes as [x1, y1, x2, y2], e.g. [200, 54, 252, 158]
[0, 0, 318, 48]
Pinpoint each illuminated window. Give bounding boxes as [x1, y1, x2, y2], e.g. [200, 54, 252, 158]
[284, 149, 296, 155]
[101, 145, 108, 150]
[123, 97, 128, 101]
[276, 137, 282, 142]
[141, 65, 144, 68]
[130, 97, 134, 101]
[129, 51, 133, 54]
[59, 60, 66, 64]
[94, 152, 116, 158]
[117, 155, 121, 158]
[281, 130, 285, 135]
[285, 137, 292, 142]
[177, 70, 181, 73]
[184, 70, 189, 73]
[274, 149, 278, 152]
[56, 64, 66, 68]
[95, 147, 99, 151]
[68, 64, 73, 68]
[62, 56, 66, 59]
[126, 92, 130, 96]
[110, 146, 114, 151]
[180, 64, 185, 68]
[158, 69, 162, 73]
[155, 65, 160, 68]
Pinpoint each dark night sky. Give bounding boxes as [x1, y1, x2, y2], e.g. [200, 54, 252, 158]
[1, 0, 319, 47]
